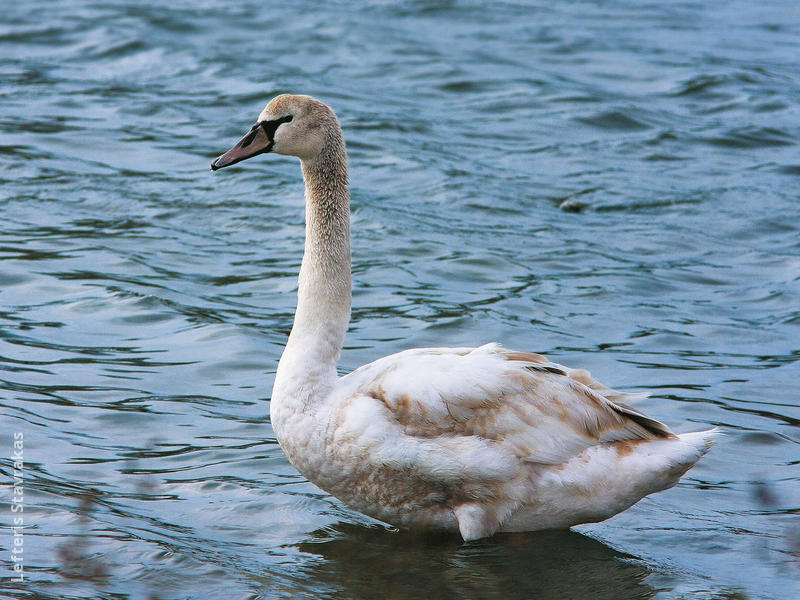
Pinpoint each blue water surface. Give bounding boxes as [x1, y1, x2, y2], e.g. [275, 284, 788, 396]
[1, 1, 799, 599]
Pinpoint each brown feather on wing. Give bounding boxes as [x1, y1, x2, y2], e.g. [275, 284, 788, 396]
[353, 345, 675, 475]
[500, 348, 674, 440]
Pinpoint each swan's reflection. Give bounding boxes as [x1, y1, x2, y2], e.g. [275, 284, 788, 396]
[295, 524, 655, 600]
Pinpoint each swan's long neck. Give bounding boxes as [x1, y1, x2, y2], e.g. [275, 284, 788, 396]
[272, 134, 350, 417]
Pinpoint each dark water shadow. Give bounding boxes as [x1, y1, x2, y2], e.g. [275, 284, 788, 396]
[295, 524, 655, 600]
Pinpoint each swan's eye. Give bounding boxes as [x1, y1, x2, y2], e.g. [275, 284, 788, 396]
[258, 114, 294, 140]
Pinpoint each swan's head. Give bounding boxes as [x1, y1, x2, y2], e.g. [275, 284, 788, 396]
[211, 94, 340, 170]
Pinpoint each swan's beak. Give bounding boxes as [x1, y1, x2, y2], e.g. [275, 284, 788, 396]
[211, 123, 273, 171]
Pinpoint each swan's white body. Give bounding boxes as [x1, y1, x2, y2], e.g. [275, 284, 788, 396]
[212, 94, 716, 541]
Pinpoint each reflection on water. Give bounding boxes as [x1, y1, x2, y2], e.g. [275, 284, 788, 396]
[1, 0, 799, 598]
[297, 525, 654, 600]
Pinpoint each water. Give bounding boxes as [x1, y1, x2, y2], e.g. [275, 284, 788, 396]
[1, 1, 799, 598]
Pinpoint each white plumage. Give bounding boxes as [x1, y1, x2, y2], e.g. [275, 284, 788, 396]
[212, 94, 716, 541]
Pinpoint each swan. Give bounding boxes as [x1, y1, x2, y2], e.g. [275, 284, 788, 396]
[211, 94, 716, 541]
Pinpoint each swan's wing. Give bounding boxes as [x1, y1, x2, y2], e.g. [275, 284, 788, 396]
[335, 343, 673, 481]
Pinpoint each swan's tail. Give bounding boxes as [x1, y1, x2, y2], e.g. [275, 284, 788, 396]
[657, 427, 720, 485]
[677, 427, 721, 459]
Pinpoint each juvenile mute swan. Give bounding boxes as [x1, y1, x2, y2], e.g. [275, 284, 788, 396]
[211, 94, 716, 541]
